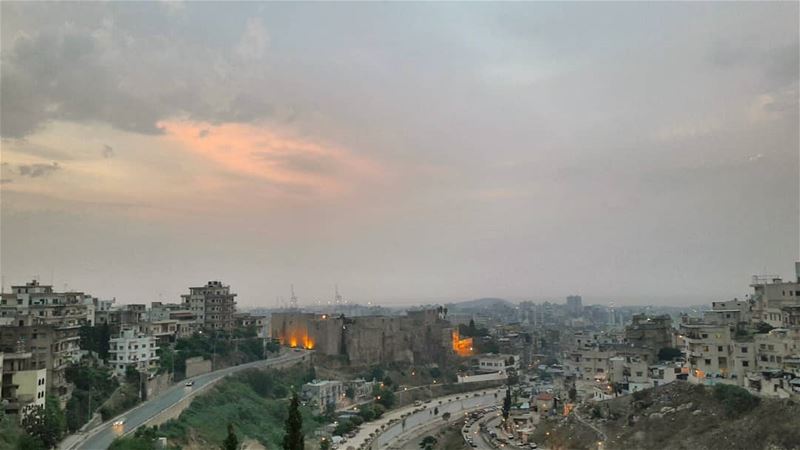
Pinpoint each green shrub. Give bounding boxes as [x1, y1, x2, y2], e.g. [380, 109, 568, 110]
[712, 384, 760, 417]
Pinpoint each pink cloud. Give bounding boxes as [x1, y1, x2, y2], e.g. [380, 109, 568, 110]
[158, 120, 383, 197]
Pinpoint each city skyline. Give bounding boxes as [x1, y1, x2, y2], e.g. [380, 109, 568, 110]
[2, 2, 798, 306]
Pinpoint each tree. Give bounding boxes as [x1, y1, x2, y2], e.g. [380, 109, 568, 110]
[373, 384, 395, 409]
[125, 366, 140, 384]
[282, 391, 304, 450]
[320, 437, 331, 450]
[222, 423, 238, 450]
[433, 406, 439, 415]
[755, 322, 774, 334]
[306, 365, 317, 382]
[419, 435, 437, 450]
[502, 388, 512, 421]
[79, 324, 111, 361]
[345, 386, 355, 399]
[369, 366, 385, 382]
[568, 386, 577, 403]
[442, 412, 451, 422]
[16, 434, 46, 450]
[22, 396, 65, 449]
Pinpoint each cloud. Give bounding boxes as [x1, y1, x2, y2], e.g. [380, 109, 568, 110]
[709, 39, 799, 91]
[235, 17, 269, 61]
[0, 8, 281, 139]
[0, 26, 166, 138]
[17, 162, 61, 178]
[102, 144, 115, 158]
[159, 120, 384, 197]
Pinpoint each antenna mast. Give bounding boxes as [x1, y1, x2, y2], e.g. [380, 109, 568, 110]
[335, 284, 343, 305]
[290, 284, 298, 310]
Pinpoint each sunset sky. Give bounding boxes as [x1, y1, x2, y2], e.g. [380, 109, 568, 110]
[1, 2, 797, 307]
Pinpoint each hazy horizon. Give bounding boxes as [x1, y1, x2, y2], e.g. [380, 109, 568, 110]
[1, 2, 798, 308]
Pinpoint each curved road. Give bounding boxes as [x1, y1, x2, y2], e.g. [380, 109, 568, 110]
[347, 387, 504, 450]
[66, 350, 310, 450]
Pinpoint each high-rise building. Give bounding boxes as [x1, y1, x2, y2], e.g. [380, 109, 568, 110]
[566, 295, 583, 316]
[108, 328, 160, 377]
[181, 281, 237, 331]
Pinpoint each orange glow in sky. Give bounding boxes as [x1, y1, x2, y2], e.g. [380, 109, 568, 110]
[158, 120, 383, 198]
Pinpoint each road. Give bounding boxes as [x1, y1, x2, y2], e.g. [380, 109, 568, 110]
[465, 409, 502, 450]
[64, 350, 310, 450]
[347, 387, 505, 450]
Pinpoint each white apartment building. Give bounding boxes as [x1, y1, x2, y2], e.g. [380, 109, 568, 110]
[608, 356, 650, 392]
[301, 380, 344, 413]
[109, 329, 160, 377]
[475, 353, 520, 373]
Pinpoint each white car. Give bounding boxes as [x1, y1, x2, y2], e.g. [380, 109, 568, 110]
[185, 380, 195, 387]
[113, 418, 126, 426]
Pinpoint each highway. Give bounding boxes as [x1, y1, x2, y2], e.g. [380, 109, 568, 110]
[64, 350, 309, 450]
[347, 387, 504, 450]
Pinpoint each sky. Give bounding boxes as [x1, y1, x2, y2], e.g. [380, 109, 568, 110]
[0, 2, 798, 307]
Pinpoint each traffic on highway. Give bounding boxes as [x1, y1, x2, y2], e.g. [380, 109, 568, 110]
[64, 351, 309, 450]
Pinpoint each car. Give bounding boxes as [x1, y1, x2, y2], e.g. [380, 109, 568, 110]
[113, 418, 126, 426]
[528, 444, 538, 449]
[470, 443, 478, 448]
[185, 380, 195, 387]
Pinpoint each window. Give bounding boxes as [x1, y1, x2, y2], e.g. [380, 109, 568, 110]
[741, 347, 748, 353]
[705, 359, 712, 365]
[718, 346, 723, 352]
[742, 361, 749, 367]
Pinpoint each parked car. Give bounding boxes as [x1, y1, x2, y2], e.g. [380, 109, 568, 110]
[185, 380, 195, 387]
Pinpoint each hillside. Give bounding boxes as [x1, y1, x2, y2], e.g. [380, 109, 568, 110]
[449, 298, 514, 310]
[109, 366, 323, 450]
[532, 382, 800, 450]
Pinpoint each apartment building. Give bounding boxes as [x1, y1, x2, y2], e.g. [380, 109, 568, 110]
[234, 312, 269, 338]
[108, 328, 160, 377]
[474, 353, 520, 373]
[0, 316, 84, 405]
[680, 322, 735, 381]
[181, 281, 237, 331]
[301, 379, 344, 414]
[624, 314, 674, 363]
[1, 350, 47, 418]
[750, 263, 800, 323]
[1, 280, 90, 328]
[754, 328, 800, 372]
[608, 355, 650, 392]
